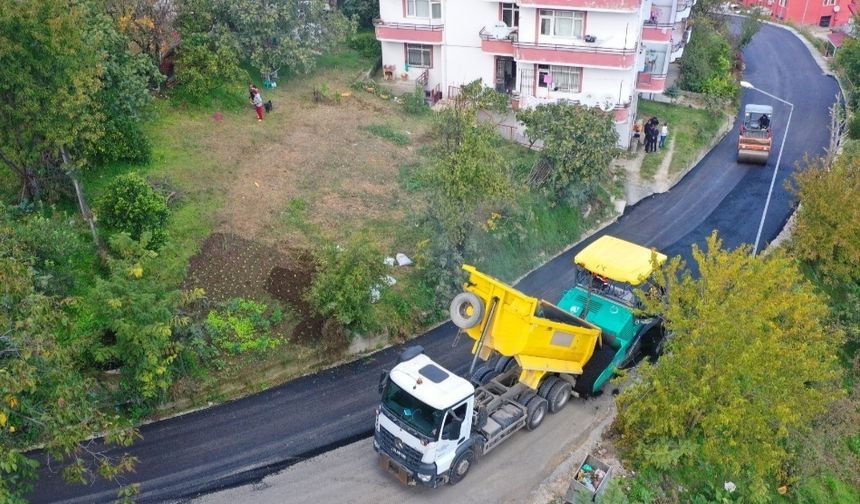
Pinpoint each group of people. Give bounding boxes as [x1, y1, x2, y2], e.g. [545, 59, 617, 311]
[642, 117, 668, 153]
[249, 82, 265, 122]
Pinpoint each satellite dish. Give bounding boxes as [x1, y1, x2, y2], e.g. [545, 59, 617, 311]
[834, 5, 841, 12]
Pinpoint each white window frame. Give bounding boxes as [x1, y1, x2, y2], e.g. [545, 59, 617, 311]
[406, 0, 442, 19]
[501, 3, 519, 28]
[823, 0, 836, 5]
[406, 44, 432, 68]
[539, 10, 585, 39]
[549, 65, 582, 93]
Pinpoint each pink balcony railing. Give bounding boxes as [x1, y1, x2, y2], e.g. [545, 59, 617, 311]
[374, 20, 444, 44]
[479, 27, 518, 56]
[516, 0, 640, 11]
[636, 72, 668, 92]
[514, 41, 637, 69]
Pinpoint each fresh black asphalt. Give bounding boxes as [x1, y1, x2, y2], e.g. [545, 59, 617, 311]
[31, 23, 839, 503]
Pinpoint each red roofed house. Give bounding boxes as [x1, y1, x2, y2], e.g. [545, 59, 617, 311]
[741, 0, 853, 28]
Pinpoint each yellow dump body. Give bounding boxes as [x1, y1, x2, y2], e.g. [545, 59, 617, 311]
[461, 265, 602, 389]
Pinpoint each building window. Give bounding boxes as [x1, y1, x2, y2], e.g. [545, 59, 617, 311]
[550, 65, 582, 92]
[823, 0, 836, 5]
[501, 3, 519, 28]
[539, 10, 585, 39]
[407, 0, 442, 19]
[537, 64, 581, 92]
[778, 0, 786, 6]
[406, 44, 432, 67]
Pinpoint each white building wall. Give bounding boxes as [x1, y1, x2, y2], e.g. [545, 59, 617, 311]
[375, 0, 685, 148]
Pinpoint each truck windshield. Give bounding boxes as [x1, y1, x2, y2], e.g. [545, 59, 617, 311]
[575, 267, 639, 308]
[381, 380, 443, 438]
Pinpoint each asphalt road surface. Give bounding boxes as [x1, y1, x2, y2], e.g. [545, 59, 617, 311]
[32, 23, 839, 504]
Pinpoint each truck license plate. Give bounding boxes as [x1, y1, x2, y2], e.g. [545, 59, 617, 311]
[378, 453, 411, 485]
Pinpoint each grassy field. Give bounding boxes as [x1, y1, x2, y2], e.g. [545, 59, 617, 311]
[74, 45, 612, 409]
[638, 99, 724, 180]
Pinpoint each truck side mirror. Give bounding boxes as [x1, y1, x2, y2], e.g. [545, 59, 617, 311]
[378, 370, 389, 395]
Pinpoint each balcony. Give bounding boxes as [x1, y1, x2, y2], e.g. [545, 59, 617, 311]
[374, 19, 444, 44]
[479, 26, 518, 56]
[675, 0, 693, 22]
[643, 5, 675, 42]
[514, 41, 638, 69]
[636, 72, 667, 92]
[516, 0, 640, 11]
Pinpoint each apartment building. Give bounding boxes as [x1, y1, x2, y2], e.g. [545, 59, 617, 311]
[741, 0, 852, 28]
[374, 0, 693, 147]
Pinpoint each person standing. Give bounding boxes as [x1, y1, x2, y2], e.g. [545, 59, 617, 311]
[253, 89, 264, 121]
[659, 123, 668, 149]
[643, 121, 653, 152]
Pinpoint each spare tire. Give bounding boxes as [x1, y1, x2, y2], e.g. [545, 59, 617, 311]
[450, 292, 484, 329]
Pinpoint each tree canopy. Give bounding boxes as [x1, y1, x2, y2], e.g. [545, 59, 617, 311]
[179, 0, 355, 76]
[614, 233, 842, 502]
[517, 102, 618, 205]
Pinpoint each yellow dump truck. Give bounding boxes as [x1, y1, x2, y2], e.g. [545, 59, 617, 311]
[373, 236, 666, 488]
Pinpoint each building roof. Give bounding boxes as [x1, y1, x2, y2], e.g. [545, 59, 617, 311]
[574, 235, 666, 285]
[828, 32, 848, 48]
[390, 353, 474, 410]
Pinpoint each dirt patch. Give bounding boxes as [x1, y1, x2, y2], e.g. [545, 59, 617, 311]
[185, 232, 346, 350]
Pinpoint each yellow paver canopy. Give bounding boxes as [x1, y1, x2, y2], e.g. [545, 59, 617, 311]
[574, 236, 667, 285]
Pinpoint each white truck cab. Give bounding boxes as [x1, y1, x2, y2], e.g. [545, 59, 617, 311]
[374, 347, 477, 487]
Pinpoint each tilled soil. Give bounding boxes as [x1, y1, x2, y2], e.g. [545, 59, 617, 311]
[185, 232, 342, 348]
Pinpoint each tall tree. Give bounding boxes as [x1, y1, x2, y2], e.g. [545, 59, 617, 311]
[0, 0, 102, 201]
[517, 103, 619, 205]
[614, 233, 842, 502]
[789, 141, 860, 287]
[0, 216, 138, 503]
[178, 0, 355, 76]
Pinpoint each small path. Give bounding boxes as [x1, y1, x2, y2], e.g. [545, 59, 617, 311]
[620, 136, 675, 206]
[654, 136, 676, 193]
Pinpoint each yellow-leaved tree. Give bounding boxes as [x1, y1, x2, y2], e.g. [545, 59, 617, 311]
[614, 232, 842, 502]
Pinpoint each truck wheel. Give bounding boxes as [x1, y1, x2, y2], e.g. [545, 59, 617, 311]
[494, 356, 512, 373]
[450, 292, 484, 329]
[538, 376, 561, 399]
[479, 369, 500, 385]
[449, 448, 475, 485]
[470, 365, 493, 386]
[574, 345, 616, 398]
[547, 381, 572, 413]
[525, 396, 548, 431]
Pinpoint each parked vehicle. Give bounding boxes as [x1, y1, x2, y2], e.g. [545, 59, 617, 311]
[373, 236, 666, 487]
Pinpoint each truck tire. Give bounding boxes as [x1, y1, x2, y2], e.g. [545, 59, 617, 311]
[479, 369, 500, 385]
[525, 396, 548, 431]
[470, 365, 493, 386]
[547, 381, 572, 413]
[573, 345, 616, 398]
[538, 376, 561, 399]
[449, 448, 475, 485]
[450, 292, 484, 329]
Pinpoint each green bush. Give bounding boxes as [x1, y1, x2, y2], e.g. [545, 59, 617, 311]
[87, 116, 151, 165]
[347, 31, 381, 59]
[173, 31, 245, 106]
[205, 298, 283, 355]
[96, 173, 170, 248]
[306, 237, 388, 333]
[402, 87, 428, 115]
